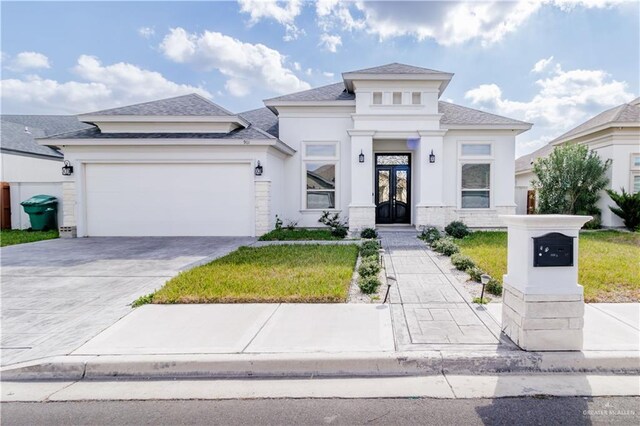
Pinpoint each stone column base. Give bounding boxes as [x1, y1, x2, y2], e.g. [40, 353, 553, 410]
[501, 282, 584, 351]
[348, 205, 375, 233]
[254, 181, 271, 237]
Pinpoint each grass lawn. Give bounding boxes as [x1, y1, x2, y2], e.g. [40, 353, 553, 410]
[0, 229, 59, 247]
[258, 228, 342, 241]
[456, 231, 640, 303]
[146, 244, 359, 304]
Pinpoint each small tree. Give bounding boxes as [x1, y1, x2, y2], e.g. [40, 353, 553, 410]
[606, 188, 640, 231]
[532, 144, 610, 224]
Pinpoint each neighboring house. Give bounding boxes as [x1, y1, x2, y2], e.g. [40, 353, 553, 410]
[38, 63, 531, 237]
[0, 115, 93, 229]
[515, 97, 640, 227]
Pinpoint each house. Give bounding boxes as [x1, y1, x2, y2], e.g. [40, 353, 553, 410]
[515, 97, 640, 227]
[38, 63, 531, 237]
[0, 115, 93, 229]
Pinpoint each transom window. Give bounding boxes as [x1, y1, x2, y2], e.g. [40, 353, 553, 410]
[461, 143, 491, 156]
[303, 142, 338, 209]
[377, 154, 409, 165]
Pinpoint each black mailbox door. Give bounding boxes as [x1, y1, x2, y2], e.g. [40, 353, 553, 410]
[533, 232, 574, 267]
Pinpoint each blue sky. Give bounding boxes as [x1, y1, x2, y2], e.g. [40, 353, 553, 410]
[1, 0, 638, 156]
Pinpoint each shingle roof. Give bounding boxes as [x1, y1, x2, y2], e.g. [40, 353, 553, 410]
[264, 82, 355, 103]
[239, 107, 279, 137]
[438, 101, 531, 126]
[344, 62, 449, 75]
[81, 94, 234, 117]
[45, 125, 272, 140]
[549, 99, 640, 144]
[515, 98, 640, 173]
[1, 115, 93, 158]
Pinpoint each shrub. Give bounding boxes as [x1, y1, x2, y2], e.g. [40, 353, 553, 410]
[285, 219, 298, 231]
[361, 240, 381, 251]
[132, 293, 154, 307]
[360, 240, 381, 259]
[450, 253, 475, 271]
[419, 226, 441, 244]
[432, 237, 460, 256]
[606, 188, 640, 231]
[275, 215, 283, 231]
[358, 275, 381, 294]
[318, 211, 348, 239]
[486, 279, 503, 296]
[360, 228, 378, 239]
[466, 266, 484, 282]
[358, 258, 381, 277]
[445, 221, 470, 239]
[581, 213, 602, 230]
[472, 297, 488, 305]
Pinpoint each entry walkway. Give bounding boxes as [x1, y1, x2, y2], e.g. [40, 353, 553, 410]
[379, 231, 512, 351]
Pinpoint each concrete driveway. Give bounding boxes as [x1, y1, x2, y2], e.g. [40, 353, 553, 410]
[0, 237, 254, 366]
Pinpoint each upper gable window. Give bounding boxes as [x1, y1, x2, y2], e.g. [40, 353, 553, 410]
[461, 143, 492, 156]
[411, 92, 421, 105]
[372, 92, 383, 105]
[392, 92, 402, 105]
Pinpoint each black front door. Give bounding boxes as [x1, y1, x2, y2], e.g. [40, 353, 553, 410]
[375, 154, 411, 224]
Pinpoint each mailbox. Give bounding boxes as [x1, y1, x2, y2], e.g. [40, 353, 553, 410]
[533, 232, 574, 267]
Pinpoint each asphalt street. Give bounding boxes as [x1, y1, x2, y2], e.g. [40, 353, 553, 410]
[2, 397, 639, 425]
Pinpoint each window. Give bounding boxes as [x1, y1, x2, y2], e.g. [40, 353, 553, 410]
[372, 92, 382, 105]
[631, 154, 640, 194]
[461, 163, 490, 208]
[634, 175, 640, 194]
[411, 92, 421, 105]
[392, 92, 402, 105]
[303, 142, 338, 209]
[461, 143, 491, 156]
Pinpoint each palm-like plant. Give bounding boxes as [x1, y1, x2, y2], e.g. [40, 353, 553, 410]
[606, 188, 640, 231]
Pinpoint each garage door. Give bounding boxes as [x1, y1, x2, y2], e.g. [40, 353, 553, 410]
[84, 163, 253, 236]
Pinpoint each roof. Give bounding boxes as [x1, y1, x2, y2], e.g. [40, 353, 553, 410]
[516, 98, 640, 173]
[80, 94, 235, 117]
[344, 63, 448, 75]
[438, 101, 531, 126]
[264, 82, 355, 103]
[1, 115, 93, 158]
[549, 98, 640, 144]
[239, 107, 279, 137]
[44, 125, 273, 141]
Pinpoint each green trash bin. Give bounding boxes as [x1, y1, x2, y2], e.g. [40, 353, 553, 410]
[20, 195, 58, 231]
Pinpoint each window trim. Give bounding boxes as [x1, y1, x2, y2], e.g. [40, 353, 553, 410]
[460, 161, 492, 209]
[458, 141, 494, 209]
[411, 92, 421, 105]
[301, 141, 340, 211]
[372, 92, 383, 105]
[392, 92, 402, 105]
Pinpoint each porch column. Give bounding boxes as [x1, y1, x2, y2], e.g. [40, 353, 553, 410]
[347, 130, 375, 233]
[416, 130, 447, 229]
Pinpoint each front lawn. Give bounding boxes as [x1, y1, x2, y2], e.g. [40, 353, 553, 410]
[144, 244, 359, 304]
[457, 231, 640, 303]
[0, 229, 59, 247]
[258, 228, 341, 241]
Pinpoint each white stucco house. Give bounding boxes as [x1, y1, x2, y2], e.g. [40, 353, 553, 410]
[39, 63, 532, 237]
[0, 115, 92, 229]
[515, 97, 640, 227]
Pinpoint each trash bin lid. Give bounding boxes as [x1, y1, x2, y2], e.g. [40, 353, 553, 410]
[20, 194, 58, 206]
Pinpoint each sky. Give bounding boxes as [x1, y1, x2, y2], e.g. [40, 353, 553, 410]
[1, 0, 638, 157]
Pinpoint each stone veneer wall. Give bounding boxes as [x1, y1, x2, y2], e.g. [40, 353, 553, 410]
[254, 181, 271, 236]
[416, 206, 515, 229]
[62, 181, 76, 227]
[348, 206, 375, 233]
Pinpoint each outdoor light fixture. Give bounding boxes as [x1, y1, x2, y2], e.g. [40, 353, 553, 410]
[429, 149, 436, 163]
[480, 273, 491, 302]
[254, 161, 263, 176]
[358, 150, 365, 163]
[61, 160, 74, 176]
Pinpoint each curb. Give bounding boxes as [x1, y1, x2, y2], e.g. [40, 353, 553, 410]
[2, 350, 639, 381]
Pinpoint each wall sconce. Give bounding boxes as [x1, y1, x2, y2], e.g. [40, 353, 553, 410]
[254, 161, 263, 176]
[358, 150, 365, 163]
[61, 160, 74, 176]
[429, 149, 436, 164]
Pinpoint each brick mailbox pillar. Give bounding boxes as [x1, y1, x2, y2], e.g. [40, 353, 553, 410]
[499, 215, 592, 351]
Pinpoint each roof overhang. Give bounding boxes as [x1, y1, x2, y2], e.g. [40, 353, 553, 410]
[0, 147, 63, 161]
[36, 136, 296, 156]
[550, 121, 639, 146]
[441, 123, 533, 135]
[341, 72, 454, 97]
[263, 100, 356, 115]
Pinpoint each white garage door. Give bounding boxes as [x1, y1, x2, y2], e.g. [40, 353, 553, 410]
[84, 163, 253, 236]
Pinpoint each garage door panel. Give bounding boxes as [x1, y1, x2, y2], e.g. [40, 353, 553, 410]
[85, 163, 253, 236]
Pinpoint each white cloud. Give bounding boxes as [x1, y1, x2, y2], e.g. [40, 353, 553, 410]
[6, 51, 51, 71]
[293, 61, 301, 71]
[316, 0, 628, 46]
[138, 26, 155, 39]
[531, 56, 554, 73]
[238, 0, 304, 41]
[322, 71, 335, 78]
[0, 55, 211, 114]
[159, 27, 310, 97]
[464, 61, 636, 156]
[305, 68, 313, 76]
[319, 33, 342, 52]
